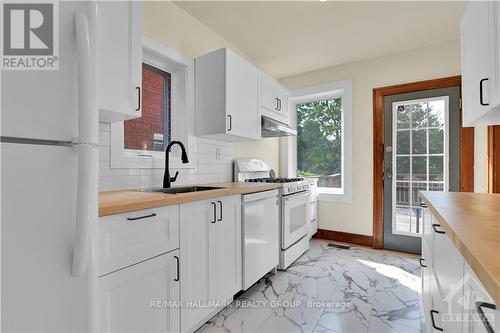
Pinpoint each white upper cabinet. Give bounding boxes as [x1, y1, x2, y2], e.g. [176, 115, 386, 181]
[260, 72, 290, 124]
[98, 1, 143, 123]
[195, 48, 261, 141]
[461, 1, 500, 126]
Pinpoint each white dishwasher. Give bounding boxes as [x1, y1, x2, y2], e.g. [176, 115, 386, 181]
[242, 189, 279, 290]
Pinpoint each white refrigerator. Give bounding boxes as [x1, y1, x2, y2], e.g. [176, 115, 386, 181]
[1, 2, 99, 332]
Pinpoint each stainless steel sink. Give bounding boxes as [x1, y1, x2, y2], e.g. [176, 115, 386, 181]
[139, 186, 223, 194]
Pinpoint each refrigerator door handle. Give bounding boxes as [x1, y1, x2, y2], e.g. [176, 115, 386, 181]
[72, 7, 99, 278]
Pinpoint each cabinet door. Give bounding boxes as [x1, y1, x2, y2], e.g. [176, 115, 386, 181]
[99, 251, 180, 333]
[261, 73, 278, 112]
[275, 84, 289, 115]
[179, 200, 214, 331]
[461, 1, 491, 126]
[463, 264, 499, 333]
[226, 50, 261, 140]
[489, 1, 500, 111]
[210, 195, 242, 301]
[98, 1, 143, 122]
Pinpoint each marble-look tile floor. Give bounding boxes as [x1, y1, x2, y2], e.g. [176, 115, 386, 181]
[197, 239, 422, 333]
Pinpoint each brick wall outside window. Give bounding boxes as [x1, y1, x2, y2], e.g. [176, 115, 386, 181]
[124, 64, 171, 151]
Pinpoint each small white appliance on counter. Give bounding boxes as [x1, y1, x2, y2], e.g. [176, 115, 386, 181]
[1, 2, 99, 332]
[234, 159, 310, 271]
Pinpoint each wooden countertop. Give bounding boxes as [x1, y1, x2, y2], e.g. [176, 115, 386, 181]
[99, 182, 281, 217]
[419, 191, 500, 305]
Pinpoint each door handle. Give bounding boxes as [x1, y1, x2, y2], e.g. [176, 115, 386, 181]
[135, 86, 141, 111]
[211, 202, 217, 223]
[480, 78, 489, 106]
[385, 170, 393, 179]
[430, 310, 443, 331]
[174, 256, 180, 281]
[476, 302, 496, 333]
[217, 200, 222, 222]
[420, 203, 427, 208]
[227, 115, 232, 132]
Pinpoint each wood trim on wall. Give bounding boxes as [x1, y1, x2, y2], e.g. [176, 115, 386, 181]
[488, 126, 500, 193]
[372, 75, 474, 249]
[461, 127, 475, 192]
[314, 229, 373, 248]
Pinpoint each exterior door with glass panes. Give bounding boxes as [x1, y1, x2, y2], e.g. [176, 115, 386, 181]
[383, 87, 461, 253]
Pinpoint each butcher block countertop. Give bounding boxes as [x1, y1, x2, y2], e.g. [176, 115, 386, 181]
[419, 191, 500, 305]
[99, 182, 281, 217]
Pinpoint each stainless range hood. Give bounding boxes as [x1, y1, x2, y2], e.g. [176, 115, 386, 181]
[261, 116, 297, 137]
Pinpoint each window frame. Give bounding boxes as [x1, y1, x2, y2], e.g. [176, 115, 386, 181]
[110, 37, 195, 169]
[288, 80, 353, 203]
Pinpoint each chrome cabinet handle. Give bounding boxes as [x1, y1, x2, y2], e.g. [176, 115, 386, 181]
[211, 202, 217, 223]
[126, 213, 157, 221]
[136, 86, 141, 111]
[275, 98, 279, 110]
[217, 200, 223, 222]
[476, 302, 496, 333]
[432, 223, 445, 234]
[419, 258, 427, 268]
[227, 115, 232, 131]
[174, 256, 180, 281]
[420, 203, 427, 208]
[480, 78, 489, 106]
[430, 310, 443, 331]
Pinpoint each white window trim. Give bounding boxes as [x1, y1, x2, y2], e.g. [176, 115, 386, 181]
[110, 37, 195, 169]
[282, 79, 352, 203]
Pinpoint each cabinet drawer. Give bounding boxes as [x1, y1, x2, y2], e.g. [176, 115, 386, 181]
[99, 205, 179, 276]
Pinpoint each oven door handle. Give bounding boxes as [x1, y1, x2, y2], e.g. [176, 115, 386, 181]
[283, 191, 309, 202]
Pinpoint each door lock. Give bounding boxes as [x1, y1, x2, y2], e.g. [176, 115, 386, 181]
[385, 170, 393, 179]
[385, 145, 393, 153]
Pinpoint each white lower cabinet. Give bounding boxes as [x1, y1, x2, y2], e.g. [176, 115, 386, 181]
[180, 195, 242, 332]
[421, 205, 499, 332]
[99, 250, 180, 333]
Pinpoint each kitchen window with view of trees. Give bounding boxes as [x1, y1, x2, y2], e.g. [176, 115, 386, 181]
[297, 98, 343, 190]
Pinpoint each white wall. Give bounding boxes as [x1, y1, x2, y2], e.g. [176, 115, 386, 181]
[280, 40, 489, 236]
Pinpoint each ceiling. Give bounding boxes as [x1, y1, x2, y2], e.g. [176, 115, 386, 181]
[175, 1, 467, 79]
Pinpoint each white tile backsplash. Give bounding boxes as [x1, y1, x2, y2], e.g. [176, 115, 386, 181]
[98, 122, 234, 191]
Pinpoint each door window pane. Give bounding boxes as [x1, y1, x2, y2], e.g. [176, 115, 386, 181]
[429, 129, 444, 154]
[412, 156, 427, 181]
[428, 100, 445, 127]
[412, 129, 427, 154]
[429, 156, 444, 181]
[396, 130, 410, 154]
[396, 156, 410, 181]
